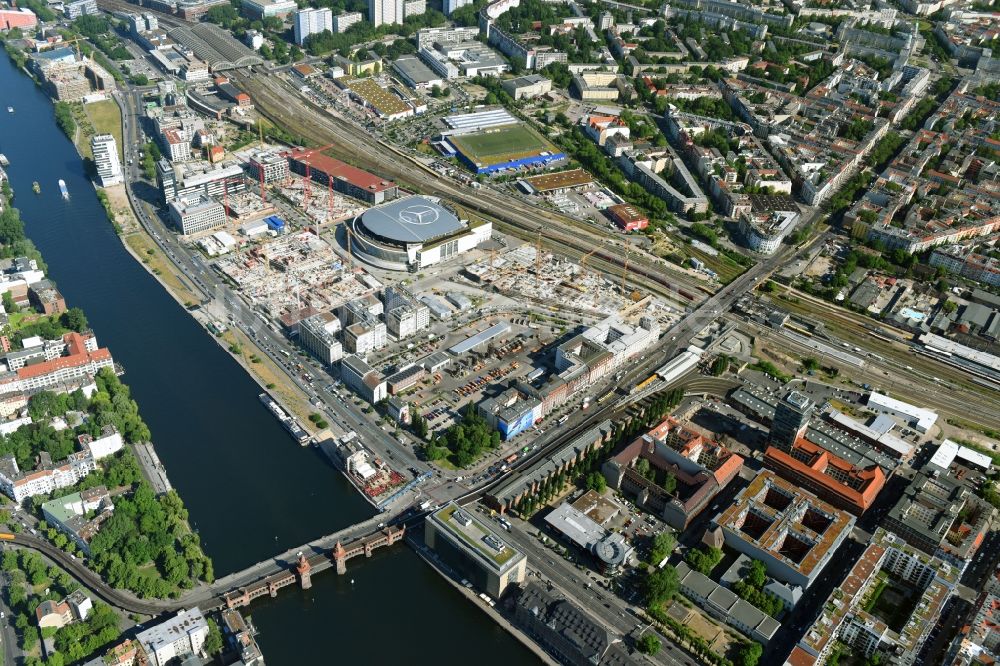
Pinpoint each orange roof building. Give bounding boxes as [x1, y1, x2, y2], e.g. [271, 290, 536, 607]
[764, 436, 886, 515]
[603, 417, 744, 530]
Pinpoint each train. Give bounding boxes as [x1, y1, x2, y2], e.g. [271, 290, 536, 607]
[0, 533, 15, 541]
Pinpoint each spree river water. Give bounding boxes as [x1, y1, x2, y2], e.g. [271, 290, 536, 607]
[0, 55, 534, 663]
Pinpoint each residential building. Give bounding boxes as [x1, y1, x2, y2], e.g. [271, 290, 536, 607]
[35, 591, 92, 629]
[930, 246, 1000, 288]
[220, 609, 264, 666]
[739, 209, 799, 254]
[403, 0, 424, 16]
[298, 312, 343, 367]
[78, 425, 124, 460]
[0, 451, 97, 503]
[293, 7, 332, 45]
[332, 11, 362, 32]
[241, 0, 296, 18]
[443, 0, 471, 15]
[340, 354, 387, 404]
[168, 194, 226, 235]
[0, 332, 113, 397]
[603, 416, 744, 530]
[64, 0, 99, 19]
[91, 134, 123, 187]
[676, 561, 780, 644]
[41, 486, 113, 555]
[425, 503, 527, 598]
[137, 608, 209, 666]
[883, 468, 994, 568]
[788, 530, 959, 666]
[367, 0, 402, 27]
[713, 470, 855, 589]
[512, 582, 641, 665]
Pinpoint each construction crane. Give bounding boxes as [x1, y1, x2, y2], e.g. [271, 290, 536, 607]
[295, 144, 335, 210]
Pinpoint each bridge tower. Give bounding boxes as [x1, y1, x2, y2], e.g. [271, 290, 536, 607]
[333, 541, 347, 575]
[296, 552, 312, 590]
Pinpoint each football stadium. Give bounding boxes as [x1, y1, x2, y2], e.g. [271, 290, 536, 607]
[444, 123, 565, 175]
[349, 195, 493, 271]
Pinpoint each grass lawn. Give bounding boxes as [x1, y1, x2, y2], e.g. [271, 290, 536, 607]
[687, 246, 746, 284]
[449, 124, 554, 166]
[124, 230, 201, 307]
[85, 100, 124, 161]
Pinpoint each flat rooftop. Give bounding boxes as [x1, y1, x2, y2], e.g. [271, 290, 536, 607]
[430, 503, 521, 572]
[287, 148, 396, 194]
[520, 168, 594, 192]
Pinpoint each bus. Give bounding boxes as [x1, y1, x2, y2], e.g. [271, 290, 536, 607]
[558, 415, 569, 425]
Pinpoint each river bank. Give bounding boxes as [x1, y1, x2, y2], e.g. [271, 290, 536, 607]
[0, 51, 538, 664]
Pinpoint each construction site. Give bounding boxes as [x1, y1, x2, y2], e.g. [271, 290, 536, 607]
[216, 231, 375, 321]
[276, 177, 366, 226]
[461, 244, 682, 329]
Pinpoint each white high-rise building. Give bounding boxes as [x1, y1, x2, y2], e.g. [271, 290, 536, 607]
[293, 7, 333, 45]
[443, 0, 471, 15]
[90, 134, 123, 187]
[368, 0, 403, 27]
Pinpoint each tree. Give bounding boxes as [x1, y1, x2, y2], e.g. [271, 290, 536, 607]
[748, 560, 767, 588]
[802, 357, 820, 372]
[644, 565, 679, 605]
[204, 617, 224, 655]
[738, 641, 763, 666]
[585, 471, 607, 493]
[638, 633, 661, 655]
[60, 307, 88, 332]
[648, 531, 675, 564]
[710, 356, 729, 376]
[2, 290, 18, 313]
[130, 74, 149, 86]
[661, 472, 677, 495]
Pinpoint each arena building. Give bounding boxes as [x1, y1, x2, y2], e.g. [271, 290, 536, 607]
[349, 195, 492, 272]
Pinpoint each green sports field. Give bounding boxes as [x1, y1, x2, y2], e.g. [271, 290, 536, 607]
[447, 124, 556, 166]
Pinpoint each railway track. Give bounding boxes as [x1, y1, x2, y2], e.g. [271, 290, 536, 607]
[238, 73, 710, 304]
[96, 0, 189, 26]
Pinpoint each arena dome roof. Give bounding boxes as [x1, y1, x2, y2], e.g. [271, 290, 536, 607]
[357, 196, 463, 245]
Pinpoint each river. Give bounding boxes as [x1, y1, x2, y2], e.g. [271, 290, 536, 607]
[0, 54, 534, 664]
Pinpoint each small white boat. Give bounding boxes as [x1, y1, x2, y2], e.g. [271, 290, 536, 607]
[58, 179, 69, 199]
[6, 107, 12, 113]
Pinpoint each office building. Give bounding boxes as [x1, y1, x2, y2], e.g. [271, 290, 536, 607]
[367, 0, 402, 26]
[137, 608, 209, 666]
[501, 74, 552, 100]
[403, 0, 424, 16]
[65, 0, 98, 18]
[512, 582, 641, 665]
[340, 354, 387, 404]
[90, 134, 123, 187]
[168, 194, 226, 235]
[0, 8, 37, 30]
[245, 150, 289, 184]
[714, 470, 855, 590]
[544, 501, 632, 573]
[241, 0, 296, 18]
[333, 10, 362, 32]
[298, 312, 343, 367]
[425, 503, 527, 598]
[293, 7, 332, 45]
[603, 416, 744, 530]
[479, 388, 542, 440]
[771, 390, 813, 446]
